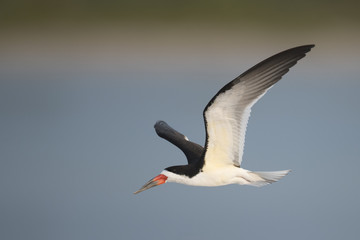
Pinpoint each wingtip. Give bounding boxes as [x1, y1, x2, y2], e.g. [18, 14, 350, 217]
[297, 44, 315, 53]
[306, 44, 315, 50]
[299, 44, 315, 48]
[154, 120, 166, 129]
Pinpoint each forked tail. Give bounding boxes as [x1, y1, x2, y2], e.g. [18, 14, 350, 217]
[248, 170, 291, 187]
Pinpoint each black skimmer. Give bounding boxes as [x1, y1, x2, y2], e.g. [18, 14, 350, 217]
[134, 45, 314, 194]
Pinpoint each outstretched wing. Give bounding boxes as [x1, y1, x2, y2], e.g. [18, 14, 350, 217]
[154, 121, 204, 164]
[202, 45, 314, 171]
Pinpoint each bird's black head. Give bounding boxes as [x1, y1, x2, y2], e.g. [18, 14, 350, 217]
[165, 164, 200, 178]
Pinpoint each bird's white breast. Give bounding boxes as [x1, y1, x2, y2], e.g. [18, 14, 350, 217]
[161, 167, 250, 187]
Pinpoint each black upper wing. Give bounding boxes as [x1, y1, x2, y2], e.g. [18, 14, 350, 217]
[154, 121, 204, 164]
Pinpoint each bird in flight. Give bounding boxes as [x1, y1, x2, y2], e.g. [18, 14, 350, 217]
[134, 45, 314, 194]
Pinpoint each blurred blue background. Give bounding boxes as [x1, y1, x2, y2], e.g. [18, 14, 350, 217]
[1, 1, 360, 240]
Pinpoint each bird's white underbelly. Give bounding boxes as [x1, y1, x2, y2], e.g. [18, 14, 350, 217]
[162, 167, 251, 187]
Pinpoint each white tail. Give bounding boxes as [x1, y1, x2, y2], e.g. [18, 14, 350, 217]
[248, 170, 291, 187]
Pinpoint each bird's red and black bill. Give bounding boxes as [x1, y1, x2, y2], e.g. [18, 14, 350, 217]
[134, 174, 168, 194]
